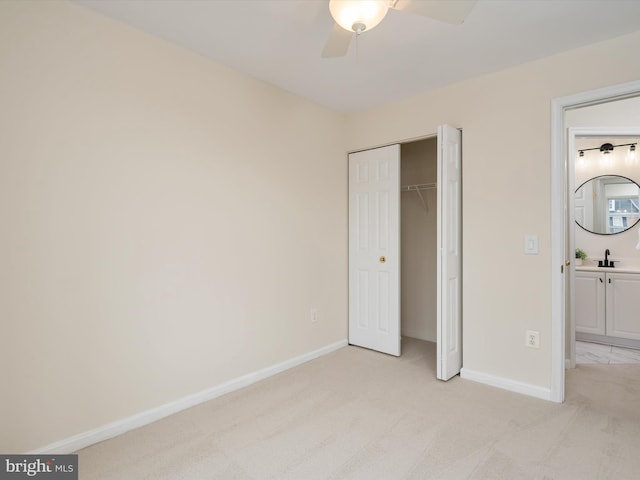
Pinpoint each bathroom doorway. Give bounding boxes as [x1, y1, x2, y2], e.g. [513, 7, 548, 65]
[551, 82, 640, 402]
[568, 129, 640, 368]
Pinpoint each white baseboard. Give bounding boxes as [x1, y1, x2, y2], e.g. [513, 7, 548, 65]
[31, 339, 348, 454]
[460, 367, 552, 401]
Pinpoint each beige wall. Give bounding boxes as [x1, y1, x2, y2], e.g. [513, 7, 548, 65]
[400, 139, 437, 341]
[346, 31, 640, 389]
[0, 1, 347, 453]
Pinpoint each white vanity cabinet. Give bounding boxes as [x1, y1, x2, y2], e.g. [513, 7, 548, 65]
[575, 271, 605, 335]
[576, 270, 640, 341]
[606, 273, 640, 340]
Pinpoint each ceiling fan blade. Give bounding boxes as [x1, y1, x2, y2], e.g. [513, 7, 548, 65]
[391, 0, 478, 24]
[321, 23, 353, 58]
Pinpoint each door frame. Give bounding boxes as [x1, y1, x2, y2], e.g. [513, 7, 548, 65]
[550, 80, 640, 403]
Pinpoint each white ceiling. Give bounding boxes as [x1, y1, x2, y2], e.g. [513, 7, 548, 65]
[75, 0, 640, 113]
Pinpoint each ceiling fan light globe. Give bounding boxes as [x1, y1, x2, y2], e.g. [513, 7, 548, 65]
[329, 0, 389, 33]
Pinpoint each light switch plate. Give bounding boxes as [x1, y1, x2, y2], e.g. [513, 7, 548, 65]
[524, 235, 539, 255]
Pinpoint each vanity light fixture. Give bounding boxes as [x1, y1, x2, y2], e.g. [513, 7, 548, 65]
[578, 142, 638, 157]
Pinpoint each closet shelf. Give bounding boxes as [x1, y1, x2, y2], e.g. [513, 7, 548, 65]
[401, 183, 436, 213]
[401, 182, 437, 192]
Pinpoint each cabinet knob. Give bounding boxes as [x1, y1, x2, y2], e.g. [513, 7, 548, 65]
[379, 256, 386, 264]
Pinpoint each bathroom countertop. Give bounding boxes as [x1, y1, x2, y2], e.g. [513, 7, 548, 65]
[576, 265, 640, 274]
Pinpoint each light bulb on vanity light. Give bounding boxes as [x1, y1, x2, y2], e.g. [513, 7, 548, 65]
[600, 143, 614, 155]
[597, 143, 613, 168]
[600, 143, 614, 165]
[629, 144, 637, 161]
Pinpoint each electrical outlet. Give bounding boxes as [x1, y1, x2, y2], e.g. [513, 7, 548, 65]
[310, 309, 318, 324]
[526, 330, 540, 348]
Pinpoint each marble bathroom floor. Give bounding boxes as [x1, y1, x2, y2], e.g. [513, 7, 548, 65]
[576, 340, 640, 364]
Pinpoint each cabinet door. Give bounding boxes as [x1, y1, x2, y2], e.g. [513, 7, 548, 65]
[606, 273, 640, 340]
[575, 271, 605, 335]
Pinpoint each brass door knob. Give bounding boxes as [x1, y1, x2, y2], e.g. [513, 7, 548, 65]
[379, 256, 386, 263]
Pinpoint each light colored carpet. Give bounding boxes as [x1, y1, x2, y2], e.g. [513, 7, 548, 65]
[78, 338, 640, 479]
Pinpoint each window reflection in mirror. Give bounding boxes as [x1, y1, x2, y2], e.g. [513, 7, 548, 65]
[575, 175, 640, 235]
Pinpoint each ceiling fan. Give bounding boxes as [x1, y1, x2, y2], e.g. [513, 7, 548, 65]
[322, 0, 478, 57]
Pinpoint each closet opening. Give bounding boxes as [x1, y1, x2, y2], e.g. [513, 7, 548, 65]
[347, 125, 462, 380]
[400, 138, 438, 365]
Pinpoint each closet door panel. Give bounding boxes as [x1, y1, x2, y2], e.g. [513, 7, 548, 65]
[437, 124, 462, 381]
[349, 145, 401, 356]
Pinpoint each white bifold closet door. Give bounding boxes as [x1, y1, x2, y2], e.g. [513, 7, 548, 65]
[348, 144, 401, 356]
[436, 125, 462, 381]
[348, 126, 462, 380]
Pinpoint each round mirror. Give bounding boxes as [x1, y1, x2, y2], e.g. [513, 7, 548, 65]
[575, 175, 640, 235]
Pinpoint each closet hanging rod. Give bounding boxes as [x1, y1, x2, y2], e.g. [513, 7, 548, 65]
[400, 182, 437, 192]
